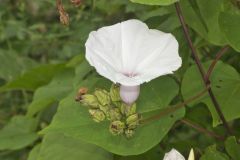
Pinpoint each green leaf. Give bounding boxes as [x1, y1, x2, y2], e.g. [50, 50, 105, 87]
[0, 63, 66, 92]
[137, 76, 180, 113]
[36, 133, 113, 160]
[225, 136, 240, 160]
[219, 11, 240, 52]
[28, 144, 41, 160]
[180, 0, 207, 38]
[139, 7, 172, 21]
[0, 116, 38, 150]
[73, 60, 94, 87]
[114, 145, 164, 160]
[27, 69, 75, 117]
[27, 60, 95, 117]
[180, 0, 227, 45]
[130, 0, 178, 6]
[157, 13, 181, 32]
[200, 145, 229, 160]
[40, 76, 183, 155]
[66, 54, 85, 68]
[181, 61, 240, 126]
[0, 50, 37, 81]
[196, 0, 226, 45]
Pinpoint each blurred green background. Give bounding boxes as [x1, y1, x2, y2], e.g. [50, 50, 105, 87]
[0, 0, 240, 160]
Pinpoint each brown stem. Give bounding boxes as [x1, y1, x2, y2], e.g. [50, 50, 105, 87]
[180, 119, 225, 140]
[174, 3, 206, 78]
[56, 0, 62, 10]
[204, 46, 229, 82]
[140, 85, 210, 124]
[174, 2, 233, 135]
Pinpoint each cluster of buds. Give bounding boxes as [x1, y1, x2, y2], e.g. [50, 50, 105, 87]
[76, 84, 141, 138]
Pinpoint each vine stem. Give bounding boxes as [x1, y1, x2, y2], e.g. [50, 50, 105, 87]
[140, 85, 210, 124]
[174, 2, 233, 135]
[180, 119, 225, 140]
[204, 45, 229, 82]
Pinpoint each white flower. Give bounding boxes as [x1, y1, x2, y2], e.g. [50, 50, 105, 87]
[163, 148, 195, 160]
[163, 149, 185, 160]
[85, 19, 181, 104]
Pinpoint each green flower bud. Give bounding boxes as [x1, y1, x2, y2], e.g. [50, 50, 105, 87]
[80, 94, 99, 108]
[113, 101, 122, 108]
[109, 108, 122, 121]
[120, 103, 136, 117]
[125, 129, 134, 138]
[126, 114, 139, 129]
[99, 105, 111, 120]
[109, 121, 125, 135]
[110, 84, 121, 102]
[89, 109, 105, 122]
[99, 105, 109, 114]
[94, 89, 111, 106]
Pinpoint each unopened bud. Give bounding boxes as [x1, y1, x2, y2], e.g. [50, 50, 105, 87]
[94, 89, 111, 106]
[188, 149, 195, 160]
[75, 87, 88, 101]
[57, 0, 69, 26]
[110, 84, 121, 102]
[78, 87, 88, 94]
[89, 109, 105, 122]
[125, 129, 134, 138]
[80, 94, 99, 108]
[99, 105, 111, 119]
[120, 103, 136, 117]
[59, 12, 69, 26]
[113, 101, 122, 108]
[126, 114, 140, 129]
[109, 108, 122, 121]
[109, 121, 125, 135]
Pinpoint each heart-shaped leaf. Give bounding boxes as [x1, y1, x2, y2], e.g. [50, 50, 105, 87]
[219, 10, 240, 52]
[0, 116, 38, 150]
[41, 76, 184, 155]
[182, 61, 240, 126]
[0, 64, 66, 92]
[34, 133, 113, 160]
[180, 0, 227, 45]
[225, 136, 240, 160]
[27, 69, 75, 117]
[200, 145, 229, 160]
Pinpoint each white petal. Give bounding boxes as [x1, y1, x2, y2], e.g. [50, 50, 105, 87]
[85, 19, 181, 86]
[163, 149, 185, 160]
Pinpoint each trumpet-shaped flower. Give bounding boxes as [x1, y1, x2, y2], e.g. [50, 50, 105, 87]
[85, 19, 181, 104]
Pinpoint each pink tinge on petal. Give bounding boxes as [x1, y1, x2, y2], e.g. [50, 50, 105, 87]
[120, 85, 140, 104]
[123, 72, 139, 78]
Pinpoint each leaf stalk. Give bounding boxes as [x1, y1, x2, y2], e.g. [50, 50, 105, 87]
[174, 2, 233, 135]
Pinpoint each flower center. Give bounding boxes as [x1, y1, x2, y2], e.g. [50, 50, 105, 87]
[123, 73, 138, 78]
